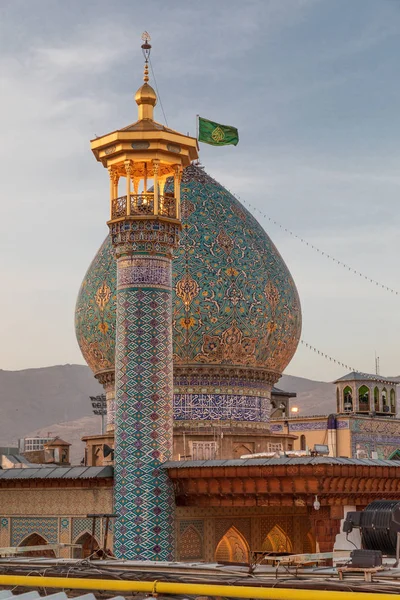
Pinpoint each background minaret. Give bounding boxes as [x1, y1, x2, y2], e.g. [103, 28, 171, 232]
[91, 32, 198, 560]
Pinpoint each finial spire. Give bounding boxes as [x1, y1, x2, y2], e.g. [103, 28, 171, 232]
[141, 31, 151, 84]
[135, 32, 157, 120]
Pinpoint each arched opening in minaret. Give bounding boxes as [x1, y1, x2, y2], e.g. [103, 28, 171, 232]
[358, 385, 370, 412]
[390, 388, 396, 413]
[343, 386, 353, 412]
[382, 388, 388, 412]
[374, 387, 379, 411]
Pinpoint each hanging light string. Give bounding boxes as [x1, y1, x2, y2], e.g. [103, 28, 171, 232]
[231, 194, 399, 297]
[300, 340, 397, 384]
[148, 57, 169, 127]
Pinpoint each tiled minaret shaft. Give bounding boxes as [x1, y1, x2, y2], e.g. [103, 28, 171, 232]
[90, 33, 198, 560]
[114, 252, 175, 559]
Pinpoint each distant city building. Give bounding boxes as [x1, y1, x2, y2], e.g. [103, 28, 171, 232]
[19, 437, 54, 453]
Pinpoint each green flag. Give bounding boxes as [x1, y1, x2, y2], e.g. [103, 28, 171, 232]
[198, 116, 239, 146]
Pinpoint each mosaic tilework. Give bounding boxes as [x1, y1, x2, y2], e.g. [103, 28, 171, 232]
[174, 394, 270, 422]
[114, 256, 174, 561]
[171, 165, 301, 373]
[75, 237, 116, 375]
[270, 424, 283, 432]
[11, 517, 58, 546]
[75, 164, 301, 385]
[289, 421, 327, 432]
[337, 420, 349, 429]
[118, 256, 171, 289]
[72, 517, 101, 542]
[1, 518, 8, 528]
[61, 518, 69, 529]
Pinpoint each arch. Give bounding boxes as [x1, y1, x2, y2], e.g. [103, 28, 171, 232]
[179, 525, 202, 560]
[261, 525, 293, 553]
[336, 388, 340, 412]
[374, 387, 379, 411]
[19, 533, 55, 558]
[73, 531, 100, 559]
[358, 385, 370, 412]
[390, 388, 396, 413]
[300, 435, 306, 451]
[343, 386, 353, 412]
[382, 387, 388, 412]
[215, 526, 250, 563]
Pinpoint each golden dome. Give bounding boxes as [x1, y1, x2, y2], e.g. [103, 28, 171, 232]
[134, 82, 157, 107]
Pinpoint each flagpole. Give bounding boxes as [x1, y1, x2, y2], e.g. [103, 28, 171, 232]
[196, 114, 200, 164]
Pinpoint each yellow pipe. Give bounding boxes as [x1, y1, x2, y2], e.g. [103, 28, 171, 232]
[0, 574, 396, 600]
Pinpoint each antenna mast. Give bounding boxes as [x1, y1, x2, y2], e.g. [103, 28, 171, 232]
[375, 352, 380, 376]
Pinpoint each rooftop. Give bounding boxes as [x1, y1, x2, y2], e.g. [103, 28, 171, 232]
[0, 466, 113, 480]
[163, 455, 400, 468]
[334, 371, 399, 385]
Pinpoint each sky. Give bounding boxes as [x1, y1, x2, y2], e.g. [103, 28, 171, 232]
[1, 0, 400, 381]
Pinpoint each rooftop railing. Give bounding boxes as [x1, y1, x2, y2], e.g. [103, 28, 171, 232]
[111, 193, 177, 220]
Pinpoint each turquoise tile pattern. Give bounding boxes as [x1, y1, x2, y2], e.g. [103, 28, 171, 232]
[113, 255, 174, 560]
[76, 166, 301, 382]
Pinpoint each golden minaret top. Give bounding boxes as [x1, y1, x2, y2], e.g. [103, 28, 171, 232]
[134, 31, 157, 120]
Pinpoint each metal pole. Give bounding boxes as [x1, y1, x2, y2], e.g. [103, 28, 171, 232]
[90, 516, 96, 558]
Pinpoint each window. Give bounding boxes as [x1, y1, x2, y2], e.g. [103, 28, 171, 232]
[382, 388, 388, 413]
[374, 387, 379, 411]
[268, 443, 283, 452]
[358, 385, 370, 412]
[390, 389, 396, 413]
[300, 435, 306, 451]
[191, 441, 217, 460]
[336, 388, 340, 412]
[343, 386, 353, 412]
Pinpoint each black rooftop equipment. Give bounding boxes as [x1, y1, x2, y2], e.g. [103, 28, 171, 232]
[344, 500, 400, 557]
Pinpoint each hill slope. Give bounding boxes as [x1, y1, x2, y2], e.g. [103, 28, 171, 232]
[0, 365, 102, 446]
[0, 364, 348, 463]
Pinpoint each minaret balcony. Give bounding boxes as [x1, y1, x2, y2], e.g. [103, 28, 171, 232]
[111, 193, 178, 221]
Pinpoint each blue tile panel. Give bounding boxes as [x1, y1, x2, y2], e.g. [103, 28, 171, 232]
[174, 394, 270, 421]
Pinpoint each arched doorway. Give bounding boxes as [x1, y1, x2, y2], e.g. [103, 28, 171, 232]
[19, 533, 55, 558]
[73, 532, 99, 558]
[262, 525, 293, 553]
[215, 526, 250, 563]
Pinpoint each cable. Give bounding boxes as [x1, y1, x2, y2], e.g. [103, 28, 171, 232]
[234, 194, 399, 297]
[149, 57, 169, 127]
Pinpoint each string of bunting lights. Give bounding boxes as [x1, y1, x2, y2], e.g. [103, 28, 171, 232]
[299, 340, 395, 383]
[219, 186, 397, 378]
[233, 194, 399, 297]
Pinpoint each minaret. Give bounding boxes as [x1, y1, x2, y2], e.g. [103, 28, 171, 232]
[91, 33, 198, 560]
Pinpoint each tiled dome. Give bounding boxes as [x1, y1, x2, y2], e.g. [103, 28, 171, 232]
[75, 165, 301, 379]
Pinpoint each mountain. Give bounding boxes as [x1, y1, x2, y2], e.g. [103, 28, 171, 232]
[278, 374, 336, 415]
[0, 365, 102, 446]
[0, 364, 352, 464]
